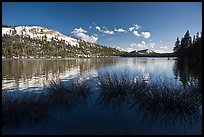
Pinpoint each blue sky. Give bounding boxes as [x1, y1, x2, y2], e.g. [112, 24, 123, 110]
[2, 2, 202, 53]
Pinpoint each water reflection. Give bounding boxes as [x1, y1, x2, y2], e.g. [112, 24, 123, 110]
[3, 57, 201, 92]
[2, 92, 51, 128]
[2, 78, 92, 129]
[173, 59, 202, 91]
[4, 72, 201, 130]
[2, 57, 202, 134]
[96, 71, 202, 127]
[2, 58, 121, 91]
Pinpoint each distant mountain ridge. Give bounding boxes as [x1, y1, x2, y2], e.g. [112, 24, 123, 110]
[130, 49, 156, 54]
[121, 48, 174, 57]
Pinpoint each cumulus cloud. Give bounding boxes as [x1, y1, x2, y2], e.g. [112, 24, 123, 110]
[136, 41, 154, 49]
[72, 27, 98, 43]
[104, 30, 114, 35]
[133, 30, 140, 37]
[141, 32, 151, 39]
[129, 24, 141, 32]
[95, 26, 101, 31]
[134, 24, 141, 30]
[95, 25, 114, 35]
[129, 24, 151, 39]
[129, 26, 135, 31]
[130, 43, 137, 47]
[141, 41, 146, 45]
[114, 28, 126, 32]
[148, 42, 155, 49]
[159, 46, 168, 49]
[137, 44, 146, 48]
[137, 44, 147, 49]
[154, 49, 171, 53]
[72, 27, 87, 34]
[137, 41, 147, 49]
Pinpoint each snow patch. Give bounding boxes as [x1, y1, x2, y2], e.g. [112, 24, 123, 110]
[2, 26, 79, 46]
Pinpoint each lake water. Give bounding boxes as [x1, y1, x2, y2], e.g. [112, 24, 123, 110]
[2, 57, 202, 135]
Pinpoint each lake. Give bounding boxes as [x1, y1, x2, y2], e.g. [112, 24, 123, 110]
[2, 57, 202, 135]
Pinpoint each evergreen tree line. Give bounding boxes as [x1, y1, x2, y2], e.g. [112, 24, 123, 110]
[2, 34, 122, 58]
[173, 30, 202, 61]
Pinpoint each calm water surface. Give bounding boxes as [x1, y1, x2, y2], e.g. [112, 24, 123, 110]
[2, 57, 202, 135]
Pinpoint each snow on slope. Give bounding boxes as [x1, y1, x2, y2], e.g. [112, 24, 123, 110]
[2, 26, 79, 46]
[146, 49, 154, 53]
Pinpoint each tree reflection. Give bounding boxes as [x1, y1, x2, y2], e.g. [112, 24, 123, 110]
[2, 58, 120, 91]
[173, 59, 202, 92]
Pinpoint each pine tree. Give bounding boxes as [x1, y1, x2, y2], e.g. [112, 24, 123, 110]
[173, 37, 180, 53]
[193, 35, 196, 44]
[196, 32, 199, 41]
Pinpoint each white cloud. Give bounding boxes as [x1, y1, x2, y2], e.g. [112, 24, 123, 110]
[141, 32, 151, 39]
[72, 27, 87, 34]
[129, 26, 135, 31]
[129, 24, 151, 39]
[159, 46, 168, 49]
[137, 43, 147, 48]
[134, 24, 141, 30]
[137, 41, 147, 49]
[114, 28, 126, 32]
[154, 49, 172, 53]
[89, 26, 92, 29]
[95, 26, 101, 31]
[130, 43, 137, 47]
[129, 24, 141, 32]
[141, 41, 146, 45]
[159, 41, 162, 43]
[148, 42, 155, 49]
[95, 25, 114, 35]
[103, 30, 114, 35]
[72, 28, 98, 43]
[133, 30, 140, 37]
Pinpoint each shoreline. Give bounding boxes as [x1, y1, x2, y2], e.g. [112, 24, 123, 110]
[2, 56, 177, 60]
